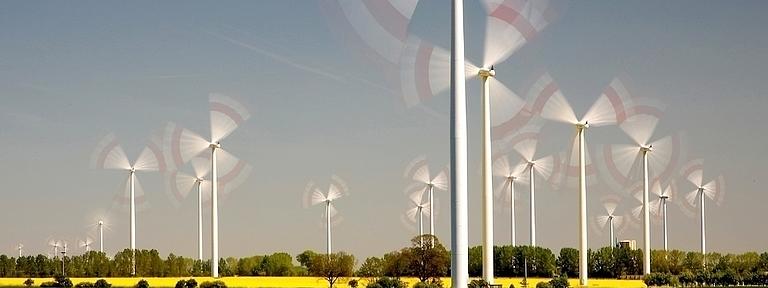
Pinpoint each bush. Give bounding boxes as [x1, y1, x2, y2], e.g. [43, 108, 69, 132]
[549, 274, 569, 288]
[94, 279, 112, 288]
[535, 282, 552, 288]
[185, 279, 198, 288]
[135, 279, 150, 288]
[175, 280, 187, 288]
[199, 280, 227, 288]
[366, 277, 406, 288]
[40, 282, 58, 288]
[468, 279, 489, 288]
[644, 272, 672, 287]
[23, 278, 34, 287]
[348, 279, 358, 288]
[75, 282, 95, 288]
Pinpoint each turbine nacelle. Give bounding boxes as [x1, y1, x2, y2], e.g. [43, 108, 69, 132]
[478, 66, 496, 78]
[640, 145, 653, 153]
[209, 142, 221, 149]
[576, 122, 590, 130]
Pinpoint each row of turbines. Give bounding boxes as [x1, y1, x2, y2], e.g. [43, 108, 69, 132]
[321, 0, 725, 287]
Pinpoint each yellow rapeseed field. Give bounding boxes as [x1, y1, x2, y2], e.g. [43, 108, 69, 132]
[0, 277, 646, 288]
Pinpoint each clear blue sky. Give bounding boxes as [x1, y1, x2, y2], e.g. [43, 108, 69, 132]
[1, 1, 766, 260]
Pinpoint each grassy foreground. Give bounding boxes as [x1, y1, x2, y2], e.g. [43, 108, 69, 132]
[0, 277, 646, 288]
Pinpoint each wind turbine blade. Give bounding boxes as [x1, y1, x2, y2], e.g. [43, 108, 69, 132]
[685, 189, 699, 207]
[311, 189, 326, 206]
[680, 159, 705, 188]
[631, 205, 642, 220]
[405, 207, 419, 221]
[493, 155, 512, 177]
[593, 78, 634, 125]
[133, 146, 161, 172]
[190, 156, 212, 179]
[651, 180, 663, 198]
[399, 35, 479, 108]
[614, 215, 624, 229]
[595, 215, 609, 229]
[604, 201, 617, 216]
[216, 149, 251, 194]
[210, 94, 250, 143]
[431, 170, 449, 191]
[713, 175, 726, 206]
[327, 183, 344, 202]
[164, 122, 210, 169]
[327, 0, 417, 65]
[91, 133, 131, 170]
[409, 190, 425, 206]
[493, 178, 511, 202]
[619, 114, 659, 147]
[404, 155, 427, 178]
[480, 0, 557, 67]
[650, 199, 662, 216]
[651, 132, 685, 183]
[412, 164, 432, 185]
[582, 94, 620, 127]
[536, 77, 577, 124]
[598, 144, 642, 189]
[328, 204, 339, 219]
[168, 170, 198, 207]
[489, 77, 526, 127]
[533, 154, 555, 182]
[510, 129, 540, 162]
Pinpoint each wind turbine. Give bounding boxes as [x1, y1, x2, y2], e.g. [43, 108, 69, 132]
[304, 176, 349, 255]
[405, 186, 432, 239]
[506, 122, 559, 247]
[681, 159, 725, 257]
[79, 238, 94, 252]
[450, 1, 468, 287]
[48, 239, 61, 258]
[166, 156, 212, 261]
[492, 154, 528, 246]
[164, 94, 251, 278]
[593, 195, 625, 247]
[650, 181, 676, 251]
[91, 132, 163, 275]
[537, 75, 630, 286]
[602, 87, 682, 275]
[404, 156, 447, 237]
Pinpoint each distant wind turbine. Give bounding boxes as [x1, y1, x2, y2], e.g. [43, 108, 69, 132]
[594, 195, 625, 247]
[166, 156, 212, 261]
[492, 154, 528, 246]
[91, 132, 164, 275]
[304, 176, 349, 255]
[681, 159, 725, 257]
[404, 156, 447, 237]
[79, 238, 94, 252]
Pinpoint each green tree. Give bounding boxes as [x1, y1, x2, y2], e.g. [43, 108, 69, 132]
[356, 257, 384, 278]
[382, 250, 411, 278]
[261, 252, 295, 276]
[556, 248, 578, 277]
[297, 250, 318, 269]
[468, 246, 483, 277]
[365, 277, 406, 288]
[308, 252, 355, 288]
[237, 256, 264, 276]
[407, 235, 450, 282]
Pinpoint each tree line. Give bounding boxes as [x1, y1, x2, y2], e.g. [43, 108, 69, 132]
[1, 238, 767, 287]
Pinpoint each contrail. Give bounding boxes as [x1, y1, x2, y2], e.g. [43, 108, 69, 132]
[206, 31, 345, 82]
[206, 30, 396, 95]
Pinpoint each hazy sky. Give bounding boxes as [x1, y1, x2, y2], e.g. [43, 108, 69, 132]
[1, 1, 767, 261]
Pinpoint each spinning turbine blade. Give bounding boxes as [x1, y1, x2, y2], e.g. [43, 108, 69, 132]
[489, 77, 526, 127]
[399, 35, 478, 108]
[537, 80, 577, 124]
[325, 0, 417, 65]
[480, 0, 558, 67]
[91, 133, 131, 170]
[165, 170, 198, 207]
[210, 94, 250, 143]
[190, 156, 212, 179]
[164, 122, 210, 169]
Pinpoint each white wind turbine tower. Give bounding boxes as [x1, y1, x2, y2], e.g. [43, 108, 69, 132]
[538, 75, 629, 286]
[449, 1, 468, 287]
[17, 244, 23, 258]
[92, 132, 163, 275]
[164, 94, 250, 278]
[167, 156, 212, 261]
[404, 156, 447, 237]
[681, 159, 725, 257]
[492, 155, 527, 246]
[305, 176, 349, 255]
